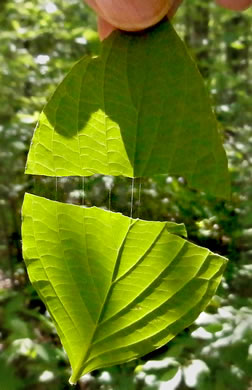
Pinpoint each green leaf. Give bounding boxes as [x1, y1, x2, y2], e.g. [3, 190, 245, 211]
[204, 323, 223, 333]
[25, 21, 230, 198]
[0, 358, 22, 390]
[160, 366, 179, 381]
[22, 193, 227, 383]
[142, 357, 180, 381]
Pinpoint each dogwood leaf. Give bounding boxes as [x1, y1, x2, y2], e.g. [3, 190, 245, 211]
[25, 21, 229, 198]
[22, 193, 227, 383]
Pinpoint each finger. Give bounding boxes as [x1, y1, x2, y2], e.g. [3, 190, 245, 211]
[98, 17, 116, 40]
[96, 0, 177, 40]
[216, 0, 252, 10]
[85, 0, 173, 32]
[167, 0, 183, 18]
[84, 0, 116, 40]
[84, 0, 99, 13]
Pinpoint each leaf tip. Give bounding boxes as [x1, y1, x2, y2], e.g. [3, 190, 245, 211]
[69, 367, 87, 386]
[69, 376, 77, 386]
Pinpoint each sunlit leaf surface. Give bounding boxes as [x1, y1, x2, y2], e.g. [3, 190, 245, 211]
[25, 21, 230, 198]
[22, 193, 227, 383]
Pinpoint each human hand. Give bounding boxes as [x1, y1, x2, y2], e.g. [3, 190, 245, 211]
[85, 0, 252, 40]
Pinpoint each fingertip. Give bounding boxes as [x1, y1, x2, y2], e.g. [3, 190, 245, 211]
[167, 0, 183, 19]
[84, 0, 99, 13]
[216, 0, 252, 11]
[98, 17, 116, 41]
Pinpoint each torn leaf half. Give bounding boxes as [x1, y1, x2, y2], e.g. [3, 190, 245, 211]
[22, 193, 227, 383]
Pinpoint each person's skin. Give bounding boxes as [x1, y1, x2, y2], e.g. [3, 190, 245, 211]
[85, 0, 252, 40]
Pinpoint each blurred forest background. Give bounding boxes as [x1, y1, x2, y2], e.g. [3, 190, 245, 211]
[0, 0, 252, 389]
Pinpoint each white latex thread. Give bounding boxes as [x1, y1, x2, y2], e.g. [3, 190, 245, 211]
[138, 178, 142, 219]
[82, 177, 85, 206]
[108, 187, 112, 211]
[55, 177, 58, 201]
[130, 177, 135, 219]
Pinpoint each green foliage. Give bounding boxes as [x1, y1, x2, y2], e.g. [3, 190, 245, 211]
[22, 193, 227, 383]
[26, 21, 230, 198]
[1, 0, 252, 389]
[0, 0, 98, 275]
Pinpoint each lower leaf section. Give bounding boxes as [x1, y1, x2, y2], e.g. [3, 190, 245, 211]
[22, 193, 227, 383]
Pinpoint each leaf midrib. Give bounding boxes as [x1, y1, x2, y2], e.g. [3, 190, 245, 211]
[73, 229, 185, 381]
[71, 218, 136, 382]
[72, 218, 167, 381]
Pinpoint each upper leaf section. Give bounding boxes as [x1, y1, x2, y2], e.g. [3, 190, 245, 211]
[25, 21, 230, 198]
[22, 193, 227, 383]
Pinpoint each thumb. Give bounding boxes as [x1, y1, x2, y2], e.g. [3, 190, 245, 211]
[167, 0, 183, 18]
[98, 17, 116, 40]
[96, 0, 178, 41]
[86, 0, 173, 40]
[216, 0, 252, 10]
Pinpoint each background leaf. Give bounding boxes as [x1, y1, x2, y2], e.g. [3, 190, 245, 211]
[25, 21, 230, 198]
[1, 1, 252, 388]
[22, 193, 227, 383]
